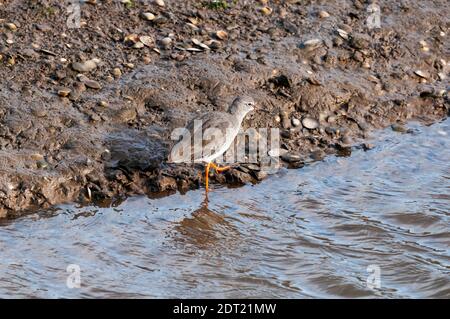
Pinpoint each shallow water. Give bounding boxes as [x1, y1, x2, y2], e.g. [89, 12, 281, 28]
[0, 119, 449, 298]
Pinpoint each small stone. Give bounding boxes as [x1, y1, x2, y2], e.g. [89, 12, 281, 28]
[391, 123, 408, 133]
[216, 30, 228, 40]
[302, 117, 319, 129]
[132, 41, 144, 49]
[310, 150, 325, 161]
[274, 115, 281, 123]
[36, 23, 51, 32]
[414, 70, 429, 79]
[336, 28, 349, 40]
[72, 60, 97, 73]
[327, 115, 336, 123]
[281, 153, 302, 163]
[5, 23, 17, 31]
[143, 56, 151, 64]
[292, 117, 301, 127]
[112, 68, 122, 78]
[117, 108, 137, 122]
[319, 10, 330, 18]
[124, 34, 140, 45]
[99, 100, 108, 107]
[141, 12, 156, 21]
[84, 79, 101, 89]
[256, 171, 268, 181]
[36, 160, 49, 169]
[301, 38, 323, 51]
[155, 0, 165, 6]
[260, 7, 273, 15]
[160, 37, 172, 48]
[57, 88, 71, 97]
[31, 153, 44, 161]
[362, 61, 371, 69]
[139, 35, 154, 47]
[363, 143, 375, 151]
[341, 135, 352, 145]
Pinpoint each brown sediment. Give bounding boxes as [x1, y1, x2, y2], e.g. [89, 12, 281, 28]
[0, 0, 448, 218]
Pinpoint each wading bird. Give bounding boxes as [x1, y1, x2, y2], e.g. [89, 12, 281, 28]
[169, 96, 255, 191]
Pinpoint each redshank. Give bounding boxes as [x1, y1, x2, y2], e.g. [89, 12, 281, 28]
[169, 96, 255, 191]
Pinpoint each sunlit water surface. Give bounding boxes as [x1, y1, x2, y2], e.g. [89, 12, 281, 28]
[0, 119, 449, 298]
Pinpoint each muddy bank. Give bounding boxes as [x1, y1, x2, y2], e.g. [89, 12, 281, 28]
[0, 0, 448, 218]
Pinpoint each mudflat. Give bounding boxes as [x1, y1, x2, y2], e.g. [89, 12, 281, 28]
[0, 0, 448, 217]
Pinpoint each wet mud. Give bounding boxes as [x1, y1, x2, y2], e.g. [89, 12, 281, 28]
[0, 0, 448, 217]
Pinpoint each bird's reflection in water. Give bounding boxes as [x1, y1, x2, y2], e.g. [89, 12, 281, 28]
[172, 194, 240, 250]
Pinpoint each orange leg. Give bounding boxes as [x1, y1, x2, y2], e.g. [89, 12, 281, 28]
[210, 163, 231, 173]
[205, 162, 212, 192]
[205, 162, 231, 192]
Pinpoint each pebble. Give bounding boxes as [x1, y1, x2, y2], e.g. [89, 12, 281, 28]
[31, 153, 44, 161]
[310, 150, 325, 161]
[141, 12, 156, 21]
[7, 57, 15, 65]
[139, 35, 154, 47]
[414, 70, 429, 79]
[341, 135, 352, 145]
[391, 123, 408, 133]
[274, 115, 281, 123]
[362, 61, 371, 69]
[155, 0, 165, 7]
[5, 23, 17, 31]
[117, 108, 137, 122]
[319, 11, 330, 18]
[301, 38, 323, 51]
[327, 115, 336, 123]
[57, 88, 71, 97]
[132, 41, 144, 49]
[292, 117, 301, 127]
[216, 30, 228, 40]
[419, 40, 429, 52]
[72, 60, 97, 73]
[36, 24, 51, 32]
[112, 68, 122, 78]
[36, 160, 49, 169]
[281, 153, 302, 163]
[78, 75, 101, 89]
[336, 28, 349, 40]
[260, 7, 273, 15]
[84, 79, 101, 89]
[143, 56, 151, 64]
[160, 37, 172, 48]
[302, 117, 319, 129]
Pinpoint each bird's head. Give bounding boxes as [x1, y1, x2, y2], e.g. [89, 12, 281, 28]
[228, 95, 255, 116]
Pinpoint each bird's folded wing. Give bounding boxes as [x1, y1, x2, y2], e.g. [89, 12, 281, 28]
[191, 115, 232, 162]
[169, 112, 234, 163]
